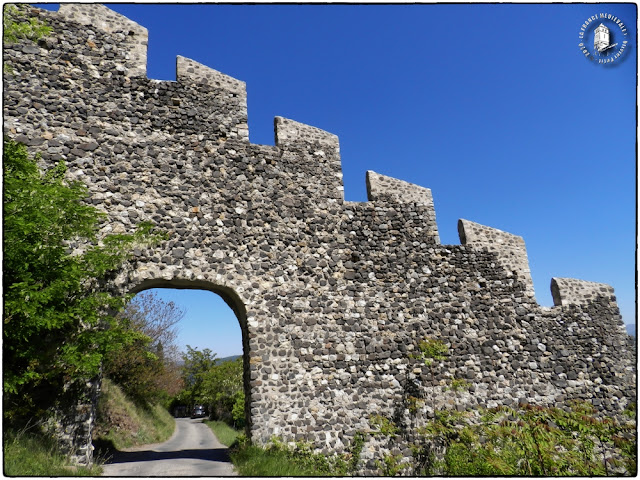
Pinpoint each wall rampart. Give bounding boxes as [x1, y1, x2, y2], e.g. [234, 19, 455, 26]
[3, 4, 635, 471]
[458, 218, 535, 299]
[58, 4, 148, 77]
[366, 170, 440, 244]
[551, 277, 617, 306]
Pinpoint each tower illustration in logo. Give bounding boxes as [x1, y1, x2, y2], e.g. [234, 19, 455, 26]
[594, 23, 617, 54]
[578, 13, 629, 64]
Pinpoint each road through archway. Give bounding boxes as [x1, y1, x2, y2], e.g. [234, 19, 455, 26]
[101, 418, 236, 476]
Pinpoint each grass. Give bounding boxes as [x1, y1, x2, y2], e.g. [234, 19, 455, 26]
[204, 420, 241, 447]
[206, 420, 361, 477]
[93, 378, 175, 450]
[4, 429, 102, 476]
[4, 377, 175, 475]
[204, 421, 325, 475]
[229, 443, 324, 476]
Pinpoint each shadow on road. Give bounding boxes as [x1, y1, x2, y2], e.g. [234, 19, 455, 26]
[103, 447, 232, 465]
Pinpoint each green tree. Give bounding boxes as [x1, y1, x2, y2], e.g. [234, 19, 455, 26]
[201, 358, 244, 426]
[231, 390, 246, 428]
[179, 346, 218, 408]
[103, 292, 185, 403]
[3, 139, 163, 422]
[121, 291, 184, 360]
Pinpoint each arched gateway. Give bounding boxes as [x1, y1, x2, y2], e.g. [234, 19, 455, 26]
[3, 4, 635, 472]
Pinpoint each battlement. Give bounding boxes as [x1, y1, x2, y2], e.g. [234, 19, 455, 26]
[58, 4, 148, 78]
[458, 218, 535, 299]
[366, 171, 434, 206]
[274, 116, 340, 151]
[176, 56, 249, 141]
[5, 3, 621, 312]
[551, 277, 617, 307]
[176, 56, 247, 97]
[366, 171, 440, 243]
[274, 117, 344, 202]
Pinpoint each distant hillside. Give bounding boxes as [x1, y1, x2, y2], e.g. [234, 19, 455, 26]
[174, 354, 242, 366]
[626, 323, 635, 336]
[217, 355, 242, 364]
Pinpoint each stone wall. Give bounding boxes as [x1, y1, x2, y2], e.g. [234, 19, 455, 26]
[3, 4, 635, 470]
[458, 218, 534, 299]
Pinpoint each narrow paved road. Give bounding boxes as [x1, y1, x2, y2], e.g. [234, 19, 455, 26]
[101, 418, 236, 476]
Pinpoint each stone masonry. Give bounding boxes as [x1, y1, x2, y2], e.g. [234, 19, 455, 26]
[3, 4, 635, 470]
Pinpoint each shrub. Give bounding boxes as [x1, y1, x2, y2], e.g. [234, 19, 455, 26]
[3, 139, 163, 423]
[417, 402, 637, 476]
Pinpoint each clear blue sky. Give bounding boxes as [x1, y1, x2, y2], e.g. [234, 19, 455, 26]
[36, 3, 637, 357]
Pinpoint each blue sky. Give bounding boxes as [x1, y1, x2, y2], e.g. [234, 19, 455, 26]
[36, 3, 637, 357]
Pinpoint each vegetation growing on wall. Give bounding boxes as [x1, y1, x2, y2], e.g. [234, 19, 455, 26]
[228, 434, 366, 476]
[3, 4, 51, 43]
[368, 337, 638, 476]
[411, 401, 637, 476]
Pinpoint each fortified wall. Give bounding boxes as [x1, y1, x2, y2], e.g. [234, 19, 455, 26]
[3, 5, 635, 470]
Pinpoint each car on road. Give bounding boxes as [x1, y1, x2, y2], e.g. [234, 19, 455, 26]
[191, 405, 206, 419]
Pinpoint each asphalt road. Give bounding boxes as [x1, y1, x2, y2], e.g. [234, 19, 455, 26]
[101, 417, 236, 476]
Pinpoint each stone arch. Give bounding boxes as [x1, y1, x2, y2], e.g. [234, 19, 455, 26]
[128, 278, 252, 436]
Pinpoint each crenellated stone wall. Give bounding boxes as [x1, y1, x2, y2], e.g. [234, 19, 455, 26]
[551, 277, 616, 306]
[458, 218, 535, 299]
[366, 170, 440, 244]
[3, 4, 635, 471]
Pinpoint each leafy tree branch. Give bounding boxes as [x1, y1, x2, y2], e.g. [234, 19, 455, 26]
[3, 139, 164, 422]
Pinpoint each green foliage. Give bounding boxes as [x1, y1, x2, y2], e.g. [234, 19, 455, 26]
[624, 402, 636, 419]
[348, 431, 366, 473]
[229, 433, 366, 476]
[410, 337, 448, 366]
[419, 409, 470, 439]
[3, 139, 164, 421]
[370, 414, 400, 437]
[268, 436, 358, 475]
[230, 443, 320, 476]
[178, 345, 218, 406]
[407, 395, 425, 414]
[446, 377, 471, 392]
[373, 330, 637, 476]
[103, 292, 185, 403]
[174, 348, 245, 427]
[3, 4, 52, 43]
[375, 453, 405, 476]
[418, 402, 637, 476]
[201, 357, 244, 422]
[231, 390, 246, 428]
[205, 420, 241, 447]
[4, 428, 102, 476]
[102, 329, 163, 404]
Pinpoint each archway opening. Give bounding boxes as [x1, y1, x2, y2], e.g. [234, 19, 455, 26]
[97, 280, 250, 443]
